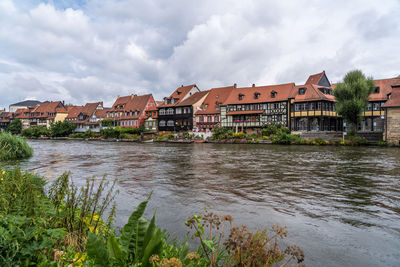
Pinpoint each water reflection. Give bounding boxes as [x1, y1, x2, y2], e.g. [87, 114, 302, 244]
[19, 140, 400, 267]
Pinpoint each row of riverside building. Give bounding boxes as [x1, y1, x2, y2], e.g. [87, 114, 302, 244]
[1, 71, 400, 144]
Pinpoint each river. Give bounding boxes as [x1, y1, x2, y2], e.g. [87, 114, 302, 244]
[19, 140, 400, 267]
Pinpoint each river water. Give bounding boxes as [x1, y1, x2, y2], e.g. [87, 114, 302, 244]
[20, 140, 400, 267]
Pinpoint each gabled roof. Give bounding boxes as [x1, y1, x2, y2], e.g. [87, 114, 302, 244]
[369, 77, 400, 101]
[176, 91, 209, 107]
[291, 84, 335, 102]
[383, 87, 400, 108]
[305, 71, 327, 85]
[32, 101, 67, 116]
[223, 83, 295, 105]
[196, 85, 235, 115]
[109, 94, 154, 119]
[94, 108, 110, 119]
[112, 95, 135, 110]
[10, 100, 41, 107]
[158, 84, 198, 107]
[66, 106, 85, 119]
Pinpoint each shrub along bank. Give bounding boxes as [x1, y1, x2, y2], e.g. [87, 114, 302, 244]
[211, 125, 370, 146]
[0, 166, 305, 267]
[0, 132, 33, 161]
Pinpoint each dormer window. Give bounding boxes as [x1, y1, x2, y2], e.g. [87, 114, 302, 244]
[177, 91, 181, 95]
[135, 110, 139, 116]
[298, 88, 306, 95]
[254, 92, 260, 99]
[373, 87, 380, 94]
[238, 93, 244, 100]
[271, 91, 277, 98]
[216, 95, 219, 99]
[203, 104, 208, 111]
[216, 102, 220, 110]
[164, 99, 168, 105]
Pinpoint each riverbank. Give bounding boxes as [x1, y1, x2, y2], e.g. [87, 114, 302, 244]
[25, 136, 396, 147]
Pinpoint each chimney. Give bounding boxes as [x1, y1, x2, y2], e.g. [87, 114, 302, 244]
[233, 83, 237, 88]
[252, 84, 255, 87]
[181, 85, 184, 87]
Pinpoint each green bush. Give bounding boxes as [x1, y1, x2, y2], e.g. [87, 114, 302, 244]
[262, 124, 279, 136]
[120, 133, 140, 140]
[21, 126, 50, 138]
[0, 132, 33, 161]
[378, 140, 387, 146]
[343, 136, 369, 146]
[157, 134, 175, 141]
[311, 137, 327, 146]
[101, 119, 114, 127]
[69, 132, 88, 138]
[50, 121, 76, 137]
[6, 119, 22, 134]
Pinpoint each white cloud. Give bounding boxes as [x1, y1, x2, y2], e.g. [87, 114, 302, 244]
[1, 0, 399, 109]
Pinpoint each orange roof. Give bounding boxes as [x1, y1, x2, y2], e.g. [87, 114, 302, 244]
[66, 106, 84, 119]
[223, 83, 295, 105]
[369, 78, 400, 101]
[196, 85, 235, 115]
[31, 101, 66, 117]
[383, 87, 400, 108]
[305, 71, 325, 85]
[158, 84, 198, 107]
[291, 84, 335, 102]
[176, 91, 209, 106]
[95, 108, 110, 119]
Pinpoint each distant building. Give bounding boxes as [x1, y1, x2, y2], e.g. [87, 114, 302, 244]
[158, 84, 201, 132]
[106, 94, 156, 128]
[195, 85, 235, 132]
[29, 101, 68, 128]
[9, 100, 41, 113]
[65, 102, 104, 132]
[0, 112, 13, 130]
[383, 87, 400, 145]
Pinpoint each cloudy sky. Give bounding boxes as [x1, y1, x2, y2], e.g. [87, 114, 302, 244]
[1, 0, 399, 109]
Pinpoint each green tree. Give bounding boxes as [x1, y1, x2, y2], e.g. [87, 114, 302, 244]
[334, 70, 375, 135]
[50, 121, 76, 137]
[6, 118, 22, 134]
[101, 119, 114, 128]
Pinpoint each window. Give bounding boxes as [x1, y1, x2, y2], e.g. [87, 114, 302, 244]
[171, 98, 175, 104]
[203, 104, 208, 111]
[207, 116, 212, 122]
[214, 116, 219, 122]
[373, 87, 380, 94]
[159, 120, 166, 126]
[167, 108, 174, 115]
[254, 92, 260, 99]
[298, 88, 306, 95]
[216, 102, 220, 110]
[167, 120, 174, 126]
[164, 99, 168, 105]
[271, 91, 277, 98]
[367, 103, 372, 111]
[238, 94, 244, 100]
[176, 108, 182, 114]
[373, 102, 380, 111]
[159, 109, 166, 115]
[199, 116, 204, 122]
[135, 111, 139, 116]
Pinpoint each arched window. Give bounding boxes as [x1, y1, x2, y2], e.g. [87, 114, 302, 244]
[167, 120, 174, 126]
[159, 120, 166, 126]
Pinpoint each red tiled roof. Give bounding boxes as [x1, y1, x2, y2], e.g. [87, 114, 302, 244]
[305, 71, 325, 85]
[226, 110, 264, 115]
[196, 85, 235, 115]
[369, 78, 400, 101]
[176, 91, 209, 106]
[223, 83, 295, 105]
[66, 106, 84, 119]
[383, 88, 400, 108]
[158, 84, 198, 107]
[291, 84, 335, 102]
[31, 101, 66, 118]
[94, 108, 110, 119]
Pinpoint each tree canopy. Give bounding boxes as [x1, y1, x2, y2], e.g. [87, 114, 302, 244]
[6, 118, 22, 134]
[333, 70, 375, 134]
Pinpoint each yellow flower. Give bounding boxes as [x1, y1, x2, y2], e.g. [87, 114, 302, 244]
[1, 178, 3, 181]
[1, 170, 5, 175]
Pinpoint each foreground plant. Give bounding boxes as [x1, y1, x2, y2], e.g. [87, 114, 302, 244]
[186, 212, 305, 267]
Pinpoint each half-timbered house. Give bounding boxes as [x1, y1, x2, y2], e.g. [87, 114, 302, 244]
[220, 83, 295, 132]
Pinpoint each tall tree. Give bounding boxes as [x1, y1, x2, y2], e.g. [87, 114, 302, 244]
[6, 118, 22, 134]
[334, 70, 375, 135]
